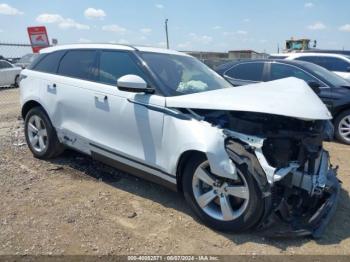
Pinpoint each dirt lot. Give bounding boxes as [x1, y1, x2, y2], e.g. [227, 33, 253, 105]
[0, 88, 350, 255]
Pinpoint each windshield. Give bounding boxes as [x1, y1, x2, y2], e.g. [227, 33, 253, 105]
[141, 52, 232, 96]
[303, 62, 350, 87]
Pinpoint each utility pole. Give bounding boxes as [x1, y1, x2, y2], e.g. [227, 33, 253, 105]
[165, 19, 169, 49]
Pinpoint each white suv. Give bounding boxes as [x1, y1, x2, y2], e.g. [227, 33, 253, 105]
[270, 53, 350, 81]
[19, 44, 340, 237]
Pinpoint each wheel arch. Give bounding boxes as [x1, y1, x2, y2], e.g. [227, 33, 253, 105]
[333, 105, 350, 121]
[21, 100, 47, 120]
[176, 150, 207, 192]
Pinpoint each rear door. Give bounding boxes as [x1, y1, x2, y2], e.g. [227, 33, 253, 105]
[51, 49, 98, 153]
[27, 51, 66, 115]
[223, 61, 266, 86]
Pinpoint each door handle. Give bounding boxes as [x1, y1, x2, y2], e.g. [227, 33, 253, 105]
[94, 93, 108, 101]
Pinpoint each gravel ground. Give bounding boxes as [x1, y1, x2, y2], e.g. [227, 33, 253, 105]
[0, 88, 349, 255]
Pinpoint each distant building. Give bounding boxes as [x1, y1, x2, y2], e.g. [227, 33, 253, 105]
[183, 51, 228, 60]
[181, 50, 268, 69]
[228, 50, 269, 60]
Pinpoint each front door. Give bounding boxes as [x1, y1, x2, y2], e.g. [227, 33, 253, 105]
[87, 50, 166, 172]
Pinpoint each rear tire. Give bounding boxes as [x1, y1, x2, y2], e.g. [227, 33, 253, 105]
[334, 110, 350, 145]
[24, 107, 64, 159]
[182, 154, 264, 232]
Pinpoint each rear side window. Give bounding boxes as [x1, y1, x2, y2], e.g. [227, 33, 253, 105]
[31, 51, 65, 73]
[270, 63, 322, 85]
[225, 62, 264, 81]
[295, 56, 350, 72]
[98, 51, 147, 85]
[0, 61, 12, 69]
[58, 50, 97, 80]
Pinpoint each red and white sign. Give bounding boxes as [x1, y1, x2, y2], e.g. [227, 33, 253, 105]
[27, 26, 50, 53]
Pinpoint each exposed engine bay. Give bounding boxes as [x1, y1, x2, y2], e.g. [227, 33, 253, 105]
[189, 109, 340, 238]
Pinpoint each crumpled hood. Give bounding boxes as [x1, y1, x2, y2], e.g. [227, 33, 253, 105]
[166, 77, 332, 120]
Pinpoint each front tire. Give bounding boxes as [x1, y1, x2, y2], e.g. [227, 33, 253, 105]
[334, 110, 350, 145]
[24, 107, 64, 159]
[182, 155, 264, 232]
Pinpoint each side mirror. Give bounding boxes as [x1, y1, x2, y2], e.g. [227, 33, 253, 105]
[346, 66, 350, 72]
[117, 75, 154, 94]
[307, 81, 321, 94]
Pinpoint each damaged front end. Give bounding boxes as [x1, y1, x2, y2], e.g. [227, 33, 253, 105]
[197, 109, 340, 238]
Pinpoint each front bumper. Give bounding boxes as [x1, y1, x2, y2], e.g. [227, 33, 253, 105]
[265, 164, 340, 239]
[225, 133, 341, 238]
[309, 168, 340, 238]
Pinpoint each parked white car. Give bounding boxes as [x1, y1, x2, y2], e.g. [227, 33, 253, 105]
[19, 44, 340, 238]
[0, 60, 22, 87]
[270, 53, 350, 81]
[15, 53, 40, 69]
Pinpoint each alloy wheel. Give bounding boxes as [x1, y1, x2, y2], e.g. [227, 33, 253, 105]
[27, 115, 48, 153]
[339, 115, 350, 143]
[192, 161, 249, 221]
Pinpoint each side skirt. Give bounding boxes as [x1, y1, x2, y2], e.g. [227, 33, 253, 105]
[91, 151, 178, 192]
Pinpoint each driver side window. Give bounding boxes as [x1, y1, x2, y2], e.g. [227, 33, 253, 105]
[98, 51, 147, 86]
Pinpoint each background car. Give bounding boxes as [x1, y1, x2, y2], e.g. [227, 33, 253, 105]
[0, 59, 22, 87]
[216, 59, 350, 144]
[302, 49, 350, 56]
[15, 53, 39, 69]
[269, 53, 350, 81]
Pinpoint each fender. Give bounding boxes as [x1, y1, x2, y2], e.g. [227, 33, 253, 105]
[162, 113, 237, 180]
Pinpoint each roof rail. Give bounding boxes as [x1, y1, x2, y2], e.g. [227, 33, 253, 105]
[106, 43, 139, 51]
[54, 43, 140, 51]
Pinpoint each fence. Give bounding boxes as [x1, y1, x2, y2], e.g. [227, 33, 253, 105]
[0, 42, 248, 70]
[0, 42, 33, 62]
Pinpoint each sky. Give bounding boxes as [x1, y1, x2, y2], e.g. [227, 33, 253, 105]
[0, 0, 350, 53]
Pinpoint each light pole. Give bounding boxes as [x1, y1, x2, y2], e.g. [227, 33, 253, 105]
[165, 19, 169, 49]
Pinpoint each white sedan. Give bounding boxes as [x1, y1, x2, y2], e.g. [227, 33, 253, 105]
[0, 60, 22, 87]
